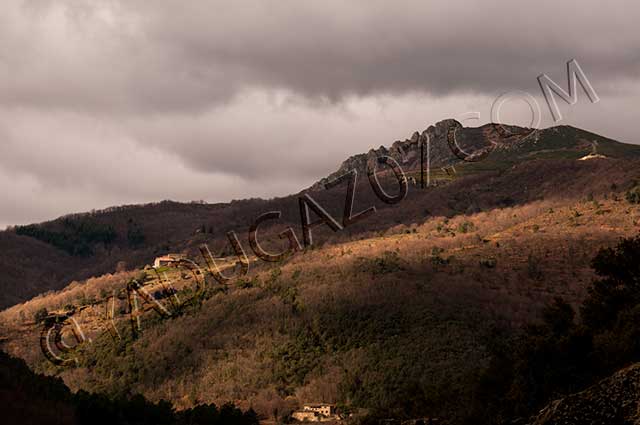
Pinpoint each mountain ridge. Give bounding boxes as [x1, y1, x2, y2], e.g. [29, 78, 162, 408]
[1, 119, 639, 310]
[312, 119, 640, 190]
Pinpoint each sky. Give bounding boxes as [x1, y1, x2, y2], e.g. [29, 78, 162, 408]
[0, 0, 639, 228]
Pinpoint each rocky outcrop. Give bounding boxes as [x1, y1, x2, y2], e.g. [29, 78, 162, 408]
[308, 117, 640, 193]
[309, 118, 536, 190]
[529, 363, 640, 425]
[310, 119, 463, 190]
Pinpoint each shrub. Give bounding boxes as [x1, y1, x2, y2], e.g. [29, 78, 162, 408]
[479, 257, 497, 268]
[625, 186, 640, 204]
[358, 251, 404, 275]
[458, 221, 475, 234]
[527, 254, 543, 280]
[33, 307, 48, 324]
[431, 254, 449, 267]
[236, 277, 257, 289]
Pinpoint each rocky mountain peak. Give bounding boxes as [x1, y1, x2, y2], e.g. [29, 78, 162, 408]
[309, 118, 640, 192]
[309, 118, 489, 190]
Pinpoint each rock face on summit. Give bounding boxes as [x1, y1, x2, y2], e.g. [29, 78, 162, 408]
[529, 363, 640, 425]
[309, 118, 538, 190]
[309, 117, 640, 193]
[310, 118, 463, 190]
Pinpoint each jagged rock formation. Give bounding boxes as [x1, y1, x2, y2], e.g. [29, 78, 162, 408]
[309, 118, 542, 190]
[529, 363, 640, 425]
[310, 117, 640, 192]
[310, 119, 461, 190]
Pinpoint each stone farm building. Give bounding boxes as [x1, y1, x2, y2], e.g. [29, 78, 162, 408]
[292, 404, 337, 422]
[153, 253, 186, 268]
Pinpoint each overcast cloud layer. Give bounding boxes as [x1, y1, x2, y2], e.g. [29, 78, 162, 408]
[1, 0, 639, 227]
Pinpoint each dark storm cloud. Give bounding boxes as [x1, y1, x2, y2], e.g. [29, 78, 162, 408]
[138, 0, 637, 101]
[2, 0, 639, 114]
[0, 0, 638, 227]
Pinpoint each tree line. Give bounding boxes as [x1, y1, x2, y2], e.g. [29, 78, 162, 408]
[467, 234, 640, 424]
[0, 349, 259, 425]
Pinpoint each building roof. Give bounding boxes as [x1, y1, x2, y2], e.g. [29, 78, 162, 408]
[155, 253, 186, 261]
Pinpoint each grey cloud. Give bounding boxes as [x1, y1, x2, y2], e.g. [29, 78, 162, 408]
[1, 1, 638, 115]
